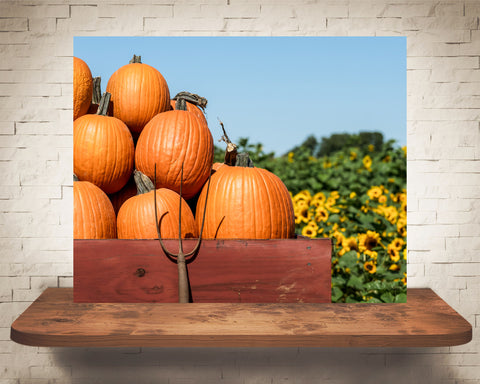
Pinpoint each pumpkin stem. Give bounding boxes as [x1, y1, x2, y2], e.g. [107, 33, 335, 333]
[218, 119, 237, 166]
[133, 170, 155, 195]
[92, 77, 102, 105]
[235, 152, 254, 167]
[73, 174, 79, 182]
[175, 97, 188, 111]
[129, 54, 142, 64]
[173, 92, 208, 111]
[96, 92, 111, 116]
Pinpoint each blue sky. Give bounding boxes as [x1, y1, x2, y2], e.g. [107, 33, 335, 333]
[74, 36, 406, 155]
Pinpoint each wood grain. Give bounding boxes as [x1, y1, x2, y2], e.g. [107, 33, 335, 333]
[74, 238, 332, 303]
[11, 288, 472, 348]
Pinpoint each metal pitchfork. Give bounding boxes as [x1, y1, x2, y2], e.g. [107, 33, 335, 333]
[154, 164, 212, 303]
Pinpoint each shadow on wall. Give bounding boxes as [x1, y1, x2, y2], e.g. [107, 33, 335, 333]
[52, 347, 442, 383]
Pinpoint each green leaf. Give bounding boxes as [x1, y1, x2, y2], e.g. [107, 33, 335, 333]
[380, 292, 394, 303]
[394, 293, 407, 303]
[345, 296, 360, 303]
[331, 286, 344, 302]
[332, 276, 346, 286]
[347, 275, 364, 290]
[338, 251, 358, 268]
[366, 297, 383, 303]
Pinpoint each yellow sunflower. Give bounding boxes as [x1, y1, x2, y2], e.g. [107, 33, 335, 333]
[388, 244, 401, 262]
[390, 238, 405, 251]
[330, 191, 340, 200]
[312, 192, 326, 204]
[389, 264, 400, 271]
[367, 186, 383, 200]
[315, 206, 329, 222]
[364, 261, 376, 274]
[288, 152, 294, 163]
[295, 205, 311, 224]
[306, 220, 319, 231]
[378, 195, 387, 204]
[397, 217, 407, 236]
[364, 249, 378, 260]
[332, 231, 345, 248]
[363, 155, 372, 170]
[302, 226, 317, 238]
[350, 151, 357, 161]
[293, 190, 312, 204]
[342, 237, 359, 252]
[359, 230, 381, 252]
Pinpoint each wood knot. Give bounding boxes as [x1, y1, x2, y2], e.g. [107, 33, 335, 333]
[134, 268, 146, 277]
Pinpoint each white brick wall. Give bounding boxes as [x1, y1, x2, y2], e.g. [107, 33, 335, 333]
[0, 0, 479, 382]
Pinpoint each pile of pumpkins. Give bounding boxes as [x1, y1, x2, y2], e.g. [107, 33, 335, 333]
[73, 55, 295, 240]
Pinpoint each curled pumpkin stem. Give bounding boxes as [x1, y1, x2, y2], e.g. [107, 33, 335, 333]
[173, 92, 208, 111]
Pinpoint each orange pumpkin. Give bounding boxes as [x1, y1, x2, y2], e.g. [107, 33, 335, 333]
[212, 162, 225, 171]
[74, 180, 117, 239]
[117, 177, 198, 239]
[106, 55, 170, 134]
[135, 107, 214, 200]
[74, 93, 134, 194]
[195, 153, 295, 239]
[73, 57, 93, 120]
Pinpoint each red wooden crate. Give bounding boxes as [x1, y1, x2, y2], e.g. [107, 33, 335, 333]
[74, 238, 332, 303]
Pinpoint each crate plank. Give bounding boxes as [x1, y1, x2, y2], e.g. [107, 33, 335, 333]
[74, 238, 332, 303]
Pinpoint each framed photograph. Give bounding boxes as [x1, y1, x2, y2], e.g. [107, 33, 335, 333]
[73, 36, 406, 304]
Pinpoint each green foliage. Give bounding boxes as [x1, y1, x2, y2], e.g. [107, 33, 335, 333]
[214, 134, 406, 304]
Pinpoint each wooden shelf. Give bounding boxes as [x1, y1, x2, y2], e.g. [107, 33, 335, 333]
[11, 288, 471, 348]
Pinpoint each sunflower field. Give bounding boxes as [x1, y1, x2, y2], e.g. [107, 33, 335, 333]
[217, 138, 407, 303]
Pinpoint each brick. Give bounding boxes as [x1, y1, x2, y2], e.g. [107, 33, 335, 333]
[0, 18, 28, 32]
[0, 122, 14, 135]
[434, 2, 464, 17]
[15, 122, 69, 135]
[451, 263, 480, 277]
[58, 276, 73, 287]
[403, 16, 479, 30]
[0, 83, 62, 97]
[23, 263, 72, 278]
[349, 1, 388, 17]
[0, 4, 69, 18]
[30, 366, 71, 379]
[70, 5, 99, 31]
[144, 17, 226, 32]
[201, 4, 260, 18]
[412, 29, 471, 44]
[407, 232, 445, 251]
[28, 17, 57, 34]
[98, 4, 172, 18]
[465, 2, 480, 16]
[381, 3, 435, 17]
